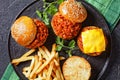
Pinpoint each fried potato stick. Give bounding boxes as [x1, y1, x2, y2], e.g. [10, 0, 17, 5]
[38, 47, 49, 60]
[36, 53, 55, 74]
[59, 56, 65, 60]
[30, 59, 42, 78]
[12, 49, 35, 65]
[42, 46, 51, 57]
[12, 56, 34, 64]
[26, 58, 35, 78]
[23, 67, 30, 72]
[46, 61, 54, 80]
[51, 44, 56, 55]
[22, 49, 36, 57]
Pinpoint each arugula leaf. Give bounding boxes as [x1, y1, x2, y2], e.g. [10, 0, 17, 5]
[36, 10, 42, 19]
[42, 12, 49, 25]
[56, 45, 63, 51]
[36, 0, 63, 27]
[66, 50, 72, 57]
[43, 0, 47, 8]
[56, 36, 64, 45]
[66, 40, 75, 57]
[56, 36, 64, 51]
[36, 10, 50, 26]
[56, 36, 60, 44]
[47, 4, 58, 15]
[68, 40, 76, 48]
[56, 36, 76, 57]
[57, 0, 64, 4]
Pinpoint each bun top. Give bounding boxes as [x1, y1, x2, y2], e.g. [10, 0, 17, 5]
[11, 16, 37, 46]
[59, 0, 87, 23]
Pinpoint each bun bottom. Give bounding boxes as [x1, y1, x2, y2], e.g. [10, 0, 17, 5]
[63, 56, 91, 80]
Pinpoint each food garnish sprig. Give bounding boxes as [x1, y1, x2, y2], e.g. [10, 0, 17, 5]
[36, 0, 64, 27]
[56, 36, 78, 57]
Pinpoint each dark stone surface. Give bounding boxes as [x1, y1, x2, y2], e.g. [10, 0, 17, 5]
[0, 0, 35, 78]
[0, 0, 120, 80]
[103, 21, 120, 80]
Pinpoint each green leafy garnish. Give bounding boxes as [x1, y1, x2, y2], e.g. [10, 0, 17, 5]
[66, 50, 72, 57]
[68, 40, 76, 49]
[66, 40, 76, 57]
[57, 0, 64, 4]
[36, 0, 63, 27]
[56, 36, 76, 57]
[56, 36, 64, 51]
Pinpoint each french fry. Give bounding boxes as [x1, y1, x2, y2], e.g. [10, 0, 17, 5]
[34, 55, 39, 67]
[53, 77, 58, 80]
[51, 71, 56, 78]
[23, 71, 28, 78]
[36, 53, 55, 74]
[42, 46, 51, 57]
[34, 77, 42, 80]
[54, 59, 59, 67]
[42, 68, 47, 78]
[23, 67, 29, 72]
[58, 66, 64, 80]
[22, 49, 36, 57]
[30, 60, 42, 78]
[51, 44, 56, 55]
[59, 56, 65, 60]
[12, 49, 35, 65]
[53, 52, 64, 80]
[12, 56, 34, 64]
[54, 68, 61, 80]
[46, 61, 54, 80]
[37, 51, 42, 61]
[26, 58, 35, 78]
[38, 47, 49, 60]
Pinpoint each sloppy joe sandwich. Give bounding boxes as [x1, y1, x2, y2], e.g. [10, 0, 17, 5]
[11, 16, 48, 48]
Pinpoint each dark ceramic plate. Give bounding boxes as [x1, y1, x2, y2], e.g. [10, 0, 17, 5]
[8, 0, 112, 80]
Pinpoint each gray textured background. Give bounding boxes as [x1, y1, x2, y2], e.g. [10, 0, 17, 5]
[0, 0, 120, 80]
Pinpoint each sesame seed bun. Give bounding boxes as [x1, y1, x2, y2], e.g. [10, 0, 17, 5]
[11, 16, 37, 46]
[59, 0, 87, 23]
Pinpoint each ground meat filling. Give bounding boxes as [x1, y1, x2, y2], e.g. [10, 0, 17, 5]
[52, 13, 81, 39]
[26, 19, 48, 48]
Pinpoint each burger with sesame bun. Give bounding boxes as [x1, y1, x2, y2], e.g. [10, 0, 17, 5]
[11, 16, 48, 49]
[51, 0, 87, 40]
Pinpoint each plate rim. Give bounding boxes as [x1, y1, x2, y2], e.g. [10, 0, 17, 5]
[7, 0, 112, 80]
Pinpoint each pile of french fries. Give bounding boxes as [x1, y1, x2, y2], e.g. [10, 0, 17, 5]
[12, 44, 64, 80]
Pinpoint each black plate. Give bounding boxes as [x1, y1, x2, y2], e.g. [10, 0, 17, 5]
[8, 0, 112, 80]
